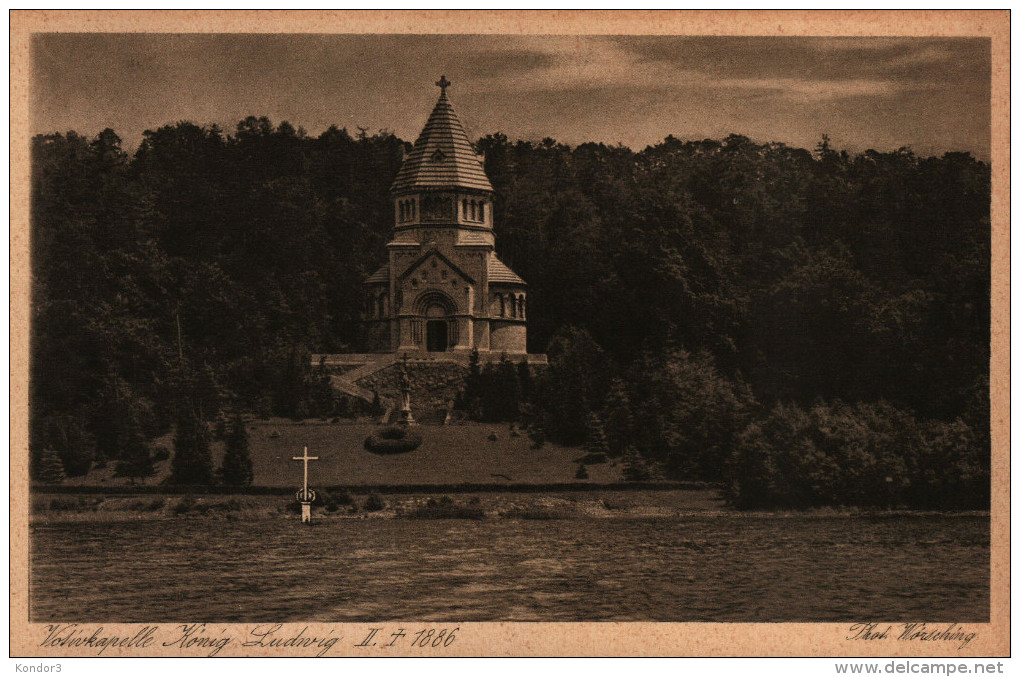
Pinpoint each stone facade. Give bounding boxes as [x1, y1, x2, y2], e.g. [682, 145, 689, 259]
[363, 77, 528, 356]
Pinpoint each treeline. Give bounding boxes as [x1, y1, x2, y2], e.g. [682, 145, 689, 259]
[30, 119, 990, 508]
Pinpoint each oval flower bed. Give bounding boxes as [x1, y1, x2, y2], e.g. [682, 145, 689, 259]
[364, 425, 423, 455]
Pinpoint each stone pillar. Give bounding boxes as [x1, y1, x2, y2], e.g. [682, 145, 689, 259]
[474, 319, 490, 351]
[397, 316, 419, 352]
[452, 316, 473, 352]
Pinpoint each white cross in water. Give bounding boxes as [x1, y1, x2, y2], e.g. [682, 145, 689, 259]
[292, 446, 319, 500]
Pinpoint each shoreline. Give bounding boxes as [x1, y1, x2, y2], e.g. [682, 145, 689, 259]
[29, 490, 990, 524]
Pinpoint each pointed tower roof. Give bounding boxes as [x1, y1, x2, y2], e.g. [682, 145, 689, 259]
[391, 76, 494, 195]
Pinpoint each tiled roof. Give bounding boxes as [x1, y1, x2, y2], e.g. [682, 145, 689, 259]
[488, 255, 526, 285]
[365, 264, 389, 284]
[391, 90, 494, 194]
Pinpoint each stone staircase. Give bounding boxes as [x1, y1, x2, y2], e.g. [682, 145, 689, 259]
[313, 351, 548, 426]
[318, 354, 398, 424]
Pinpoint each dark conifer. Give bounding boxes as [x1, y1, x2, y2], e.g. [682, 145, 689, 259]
[169, 406, 214, 485]
[31, 447, 66, 484]
[219, 414, 254, 487]
[114, 421, 155, 484]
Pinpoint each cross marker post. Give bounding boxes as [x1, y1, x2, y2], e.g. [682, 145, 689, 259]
[292, 446, 319, 523]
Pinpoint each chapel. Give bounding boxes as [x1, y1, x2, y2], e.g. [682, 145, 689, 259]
[363, 76, 528, 355]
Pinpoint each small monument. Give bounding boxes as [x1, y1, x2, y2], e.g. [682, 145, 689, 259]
[397, 353, 416, 426]
[292, 446, 319, 524]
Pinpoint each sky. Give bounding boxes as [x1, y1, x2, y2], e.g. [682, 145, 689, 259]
[31, 34, 991, 159]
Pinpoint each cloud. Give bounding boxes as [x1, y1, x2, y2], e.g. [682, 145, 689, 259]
[702, 76, 898, 101]
[462, 48, 557, 79]
[29, 34, 990, 159]
[466, 38, 902, 104]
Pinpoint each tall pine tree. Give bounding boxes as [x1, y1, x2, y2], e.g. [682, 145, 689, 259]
[219, 414, 254, 487]
[114, 420, 155, 484]
[31, 447, 66, 484]
[169, 406, 214, 485]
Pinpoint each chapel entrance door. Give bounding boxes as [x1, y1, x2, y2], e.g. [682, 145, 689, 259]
[426, 320, 448, 352]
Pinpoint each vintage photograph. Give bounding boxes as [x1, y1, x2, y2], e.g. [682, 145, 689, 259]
[13, 12, 1006, 657]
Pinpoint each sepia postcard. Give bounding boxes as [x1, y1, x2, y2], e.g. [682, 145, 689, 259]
[9, 10, 1010, 658]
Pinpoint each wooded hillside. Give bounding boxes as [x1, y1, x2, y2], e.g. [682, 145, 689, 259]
[30, 120, 990, 506]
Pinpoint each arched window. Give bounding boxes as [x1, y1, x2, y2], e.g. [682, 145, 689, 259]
[399, 202, 405, 222]
[411, 200, 416, 219]
[510, 295, 518, 318]
[470, 200, 476, 220]
[479, 202, 485, 222]
[462, 199, 468, 219]
[520, 296, 526, 318]
[498, 293, 505, 317]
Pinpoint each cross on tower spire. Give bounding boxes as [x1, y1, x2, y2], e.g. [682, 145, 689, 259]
[435, 75, 451, 94]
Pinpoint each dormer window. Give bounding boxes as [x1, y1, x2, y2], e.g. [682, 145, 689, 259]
[430, 148, 447, 163]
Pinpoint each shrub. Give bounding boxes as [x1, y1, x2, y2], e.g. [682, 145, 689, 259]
[575, 464, 589, 480]
[502, 505, 572, 520]
[173, 495, 198, 515]
[31, 447, 66, 484]
[364, 426, 423, 455]
[405, 496, 486, 520]
[329, 489, 355, 507]
[152, 445, 171, 463]
[584, 413, 611, 458]
[114, 423, 155, 484]
[38, 416, 94, 477]
[725, 400, 987, 510]
[49, 496, 83, 511]
[145, 497, 166, 512]
[315, 490, 348, 512]
[362, 493, 386, 512]
[622, 446, 654, 482]
[625, 349, 754, 481]
[370, 393, 384, 416]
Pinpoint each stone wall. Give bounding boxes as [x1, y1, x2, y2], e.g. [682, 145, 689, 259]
[489, 320, 527, 354]
[357, 361, 468, 417]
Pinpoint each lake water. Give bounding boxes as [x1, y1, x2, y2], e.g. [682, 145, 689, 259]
[30, 515, 989, 622]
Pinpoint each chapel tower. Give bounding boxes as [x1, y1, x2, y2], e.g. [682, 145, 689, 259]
[363, 76, 527, 355]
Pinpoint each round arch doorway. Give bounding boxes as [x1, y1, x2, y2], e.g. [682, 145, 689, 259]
[425, 304, 449, 352]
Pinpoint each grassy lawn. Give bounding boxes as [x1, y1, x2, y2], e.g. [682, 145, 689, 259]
[63, 418, 623, 488]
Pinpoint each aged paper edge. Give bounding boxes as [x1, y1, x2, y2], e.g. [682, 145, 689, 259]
[9, 9, 1010, 658]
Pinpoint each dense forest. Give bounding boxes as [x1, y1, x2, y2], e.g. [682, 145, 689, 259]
[30, 118, 991, 507]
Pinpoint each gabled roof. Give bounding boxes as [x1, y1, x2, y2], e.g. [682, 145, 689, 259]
[391, 85, 494, 195]
[398, 247, 476, 285]
[488, 255, 526, 285]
